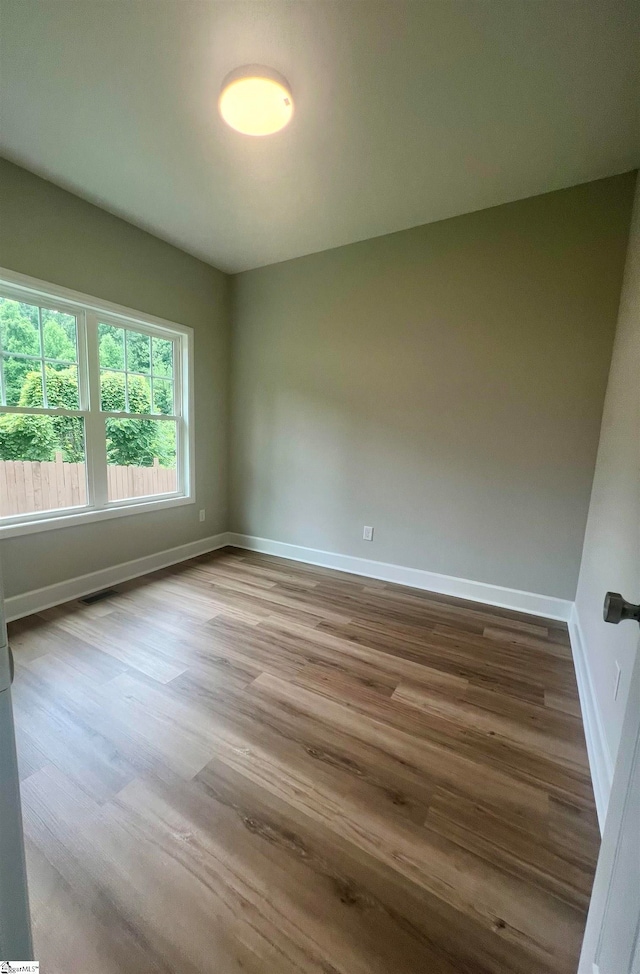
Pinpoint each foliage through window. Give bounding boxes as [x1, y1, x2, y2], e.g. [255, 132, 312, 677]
[0, 276, 192, 529]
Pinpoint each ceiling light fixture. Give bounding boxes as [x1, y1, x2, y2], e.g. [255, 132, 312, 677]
[219, 65, 294, 136]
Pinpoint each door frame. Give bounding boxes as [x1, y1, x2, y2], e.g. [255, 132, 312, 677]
[579, 643, 640, 973]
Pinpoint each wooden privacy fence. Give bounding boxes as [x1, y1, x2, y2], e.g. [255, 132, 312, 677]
[0, 454, 176, 516]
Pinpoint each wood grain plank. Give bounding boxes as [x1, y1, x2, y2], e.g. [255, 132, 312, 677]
[9, 548, 599, 974]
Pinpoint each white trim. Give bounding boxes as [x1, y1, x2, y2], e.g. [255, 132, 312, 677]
[0, 266, 194, 533]
[4, 532, 231, 622]
[4, 529, 574, 624]
[7, 526, 606, 841]
[0, 266, 193, 338]
[568, 604, 614, 832]
[0, 493, 193, 538]
[227, 533, 573, 622]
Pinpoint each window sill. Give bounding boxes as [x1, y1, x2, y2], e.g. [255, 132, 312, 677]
[0, 493, 194, 539]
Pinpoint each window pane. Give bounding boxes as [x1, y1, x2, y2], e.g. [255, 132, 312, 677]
[2, 356, 43, 406]
[0, 298, 41, 357]
[0, 412, 87, 517]
[98, 323, 125, 370]
[106, 418, 177, 501]
[152, 378, 173, 415]
[100, 370, 126, 411]
[126, 330, 150, 374]
[42, 308, 77, 362]
[152, 337, 173, 378]
[46, 363, 80, 409]
[127, 373, 151, 414]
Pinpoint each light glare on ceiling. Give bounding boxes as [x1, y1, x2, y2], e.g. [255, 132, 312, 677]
[219, 65, 293, 136]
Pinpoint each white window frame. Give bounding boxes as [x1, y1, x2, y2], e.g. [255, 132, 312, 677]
[0, 267, 195, 538]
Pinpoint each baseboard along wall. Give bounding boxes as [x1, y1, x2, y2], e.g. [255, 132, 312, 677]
[228, 533, 573, 621]
[567, 605, 614, 831]
[4, 528, 609, 830]
[4, 532, 230, 622]
[227, 535, 607, 829]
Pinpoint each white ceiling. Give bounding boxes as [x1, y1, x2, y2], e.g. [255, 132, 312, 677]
[1, 1, 638, 273]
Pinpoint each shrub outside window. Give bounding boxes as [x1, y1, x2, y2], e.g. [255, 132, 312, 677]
[0, 269, 193, 536]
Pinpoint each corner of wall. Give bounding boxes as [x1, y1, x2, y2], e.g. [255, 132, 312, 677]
[569, 169, 640, 832]
[222, 269, 235, 534]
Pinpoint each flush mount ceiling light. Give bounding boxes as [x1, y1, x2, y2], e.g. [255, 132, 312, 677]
[219, 65, 294, 136]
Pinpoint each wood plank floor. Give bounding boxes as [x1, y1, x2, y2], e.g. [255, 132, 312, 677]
[9, 548, 600, 974]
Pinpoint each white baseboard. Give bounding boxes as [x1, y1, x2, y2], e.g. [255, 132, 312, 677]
[6, 528, 572, 624]
[4, 532, 232, 622]
[568, 605, 614, 832]
[8, 528, 606, 834]
[227, 533, 573, 622]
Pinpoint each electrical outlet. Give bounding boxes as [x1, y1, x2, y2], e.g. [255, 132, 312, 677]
[199, 509, 206, 522]
[614, 661, 622, 701]
[363, 525, 374, 541]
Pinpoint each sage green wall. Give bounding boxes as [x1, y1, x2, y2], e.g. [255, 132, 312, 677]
[575, 172, 640, 772]
[230, 173, 636, 600]
[0, 157, 230, 599]
[1, 160, 636, 605]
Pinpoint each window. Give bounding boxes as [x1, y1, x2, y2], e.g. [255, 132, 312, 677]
[0, 269, 193, 536]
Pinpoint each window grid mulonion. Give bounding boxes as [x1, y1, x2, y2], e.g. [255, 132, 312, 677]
[0, 272, 192, 532]
[97, 323, 176, 419]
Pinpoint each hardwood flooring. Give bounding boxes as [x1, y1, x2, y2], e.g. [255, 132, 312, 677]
[9, 548, 599, 974]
